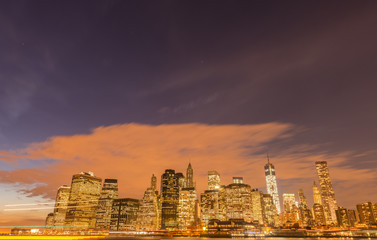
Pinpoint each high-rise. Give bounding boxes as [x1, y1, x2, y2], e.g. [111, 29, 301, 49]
[186, 163, 194, 188]
[208, 171, 221, 190]
[315, 161, 338, 225]
[95, 179, 118, 230]
[312, 181, 322, 205]
[137, 174, 159, 231]
[160, 169, 181, 230]
[65, 172, 102, 231]
[53, 185, 71, 231]
[264, 155, 281, 214]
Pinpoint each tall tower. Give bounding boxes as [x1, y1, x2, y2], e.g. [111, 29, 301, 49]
[95, 179, 118, 230]
[208, 171, 221, 190]
[160, 169, 180, 230]
[65, 172, 102, 231]
[312, 181, 322, 205]
[315, 161, 338, 225]
[298, 189, 308, 207]
[264, 153, 281, 214]
[151, 174, 157, 190]
[186, 163, 194, 188]
[53, 185, 71, 231]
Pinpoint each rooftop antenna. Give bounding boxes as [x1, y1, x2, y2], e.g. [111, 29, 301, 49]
[266, 146, 270, 164]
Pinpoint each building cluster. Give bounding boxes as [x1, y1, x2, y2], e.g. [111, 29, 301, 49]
[45, 159, 377, 233]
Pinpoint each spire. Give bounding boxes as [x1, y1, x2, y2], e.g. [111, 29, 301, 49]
[266, 147, 270, 164]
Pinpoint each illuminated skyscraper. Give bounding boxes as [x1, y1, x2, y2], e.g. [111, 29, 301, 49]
[208, 171, 221, 190]
[45, 213, 55, 232]
[137, 174, 159, 231]
[282, 193, 299, 225]
[200, 190, 220, 227]
[178, 187, 197, 230]
[186, 163, 194, 188]
[312, 181, 322, 205]
[110, 198, 140, 231]
[357, 202, 376, 225]
[53, 185, 71, 231]
[312, 203, 326, 226]
[315, 161, 338, 224]
[251, 189, 265, 224]
[263, 194, 278, 227]
[95, 179, 118, 230]
[65, 172, 102, 231]
[336, 207, 352, 228]
[298, 189, 313, 227]
[161, 169, 180, 230]
[221, 178, 253, 222]
[264, 154, 281, 214]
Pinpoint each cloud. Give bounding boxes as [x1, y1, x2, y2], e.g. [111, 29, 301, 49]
[0, 122, 376, 221]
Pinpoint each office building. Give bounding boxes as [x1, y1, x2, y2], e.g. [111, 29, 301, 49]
[208, 171, 221, 190]
[265, 155, 281, 214]
[160, 169, 180, 230]
[95, 179, 118, 230]
[315, 161, 338, 224]
[65, 172, 102, 231]
[110, 198, 140, 231]
[53, 185, 71, 231]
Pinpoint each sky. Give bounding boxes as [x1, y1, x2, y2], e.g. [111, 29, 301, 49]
[0, 0, 377, 227]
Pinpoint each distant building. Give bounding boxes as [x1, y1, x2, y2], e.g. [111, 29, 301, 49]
[312, 181, 322, 205]
[110, 198, 140, 231]
[95, 179, 118, 230]
[221, 178, 253, 222]
[315, 161, 338, 225]
[281, 193, 299, 225]
[45, 213, 55, 232]
[251, 189, 265, 225]
[264, 155, 281, 214]
[160, 169, 180, 230]
[65, 172, 102, 231]
[186, 163, 194, 188]
[178, 187, 197, 230]
[263, 194, 278, 227]
[312, 203, 326, 226]
[208, 171, 221, 190]
[357, 202, 376, 225]
[53, 185, 71, 231]
[201, 190, 220, 227]
[136, 174, 159, 231]
[298, 189, 313, 227]
[336, 207, 352, 228]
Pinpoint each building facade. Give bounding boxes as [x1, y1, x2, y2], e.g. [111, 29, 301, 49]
[264, 157, 281, 214]
[53, 185, 71, 231]
[95, 179, 119, 230]
[110, 198, 140, 231]
[65, 172, 102, 231]
[315, 161, 338, 225]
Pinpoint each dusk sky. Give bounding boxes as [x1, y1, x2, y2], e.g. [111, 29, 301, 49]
[0, 0, 377, 227]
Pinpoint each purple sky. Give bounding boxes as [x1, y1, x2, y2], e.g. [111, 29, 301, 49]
[0, 0, 377, 226]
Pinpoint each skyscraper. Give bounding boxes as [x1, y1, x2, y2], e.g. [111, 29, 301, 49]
[178, 187, 197, 230]
[200, 190, 220, 226]
[315, 161, 338, 225]
[221, 178, 253, 222]
[95, 179, 118, 230]
[264, 154, 281, 214]
[110, 198, 140, 231]
[53, 185, 71, 231]
[263, 194, 278, 227]
[160, 169, 180, 230]
[282, 193, 299, 225]
[208, 171, 221, 190]
[65, 172, 102, 231]
[186, 163, 194, 188]
[312, 181, 322, 205]
[356, 202, 377, 226]
[136, 174, 159, 231]
[298, 189, 313, 227]
[251, 189, 265, 224]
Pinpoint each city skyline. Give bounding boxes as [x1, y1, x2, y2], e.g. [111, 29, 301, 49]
[0, 0, 377, 229]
